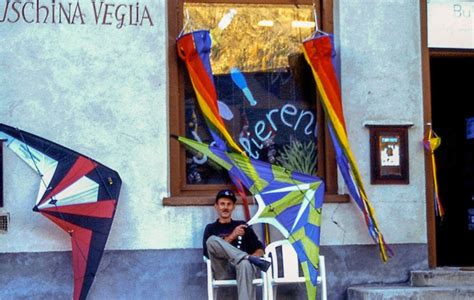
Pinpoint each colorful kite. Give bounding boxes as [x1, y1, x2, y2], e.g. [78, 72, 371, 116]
[423, 127, 444, 217]
[0, 123, 122, 300]
[177, 30, 242, 154]
[177, 136, 324, 299]
[177, 30, 252, 220]
[303, 34, 392, 261]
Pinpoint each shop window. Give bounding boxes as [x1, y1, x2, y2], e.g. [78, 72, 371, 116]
[166, 0, 344, 205]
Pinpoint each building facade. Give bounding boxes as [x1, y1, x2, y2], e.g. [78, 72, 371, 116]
[3, 0, 467, 299]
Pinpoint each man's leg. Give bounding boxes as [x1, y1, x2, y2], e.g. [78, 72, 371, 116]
[206, 236, 257, 300]
[206, 235, 248, 268]
[235, 259, 258, 300]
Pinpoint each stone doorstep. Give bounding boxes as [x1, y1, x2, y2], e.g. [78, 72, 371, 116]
[347, 285, 474, 300]
[411, 268, 474, 287]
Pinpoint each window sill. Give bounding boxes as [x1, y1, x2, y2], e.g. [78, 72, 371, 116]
[163, 193, 350, 206]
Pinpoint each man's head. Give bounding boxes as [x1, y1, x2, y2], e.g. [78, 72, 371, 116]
[214, 189, 237, 222]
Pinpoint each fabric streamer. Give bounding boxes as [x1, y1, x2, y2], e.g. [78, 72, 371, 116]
[302, 35, 392, 262]
[423, 127, 444, 217]
[177, 30, 252, 220]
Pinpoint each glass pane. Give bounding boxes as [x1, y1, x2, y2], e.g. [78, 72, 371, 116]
[183, 3, 318, 184]
[379, 135, 402, 176]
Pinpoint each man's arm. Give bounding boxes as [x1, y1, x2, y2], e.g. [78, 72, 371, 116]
[223, 224, 246, 243]
[202, 224, 211, 258]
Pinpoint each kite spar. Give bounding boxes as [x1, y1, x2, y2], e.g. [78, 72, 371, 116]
[0, 123, 122, 300]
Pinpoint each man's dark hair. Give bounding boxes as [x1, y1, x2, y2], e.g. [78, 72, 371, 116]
[215, 189, 237, 203]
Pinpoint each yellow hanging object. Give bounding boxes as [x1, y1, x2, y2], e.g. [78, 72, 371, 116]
[424, 128, 444, 217]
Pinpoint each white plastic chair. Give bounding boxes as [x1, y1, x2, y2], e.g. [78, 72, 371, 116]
[204, 256, 268, 300]
[264, 240, 327, 300]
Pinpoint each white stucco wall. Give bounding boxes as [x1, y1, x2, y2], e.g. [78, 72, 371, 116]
[1, 0, 426, 253]
[0, 0, 178, 252]
[321, 0, 427, 245]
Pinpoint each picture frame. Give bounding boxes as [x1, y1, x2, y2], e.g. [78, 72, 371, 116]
[365, 125, 411, 184]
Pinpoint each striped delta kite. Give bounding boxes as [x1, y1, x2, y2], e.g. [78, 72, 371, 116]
[176, 30, 252, 220]
[302, 34, 392, 261]
[0, 123, 122, 300]
[177, 136, 325, 300]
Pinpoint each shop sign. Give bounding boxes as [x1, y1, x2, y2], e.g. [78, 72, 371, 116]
[428, 0, 474, 49]
[0, 0, 154, 29]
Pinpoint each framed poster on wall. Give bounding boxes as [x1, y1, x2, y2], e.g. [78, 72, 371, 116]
[366, 125, 412, 184]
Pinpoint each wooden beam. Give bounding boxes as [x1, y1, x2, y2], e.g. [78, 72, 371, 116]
[420, 0, 437, 268]
[321, 0, 333, 33]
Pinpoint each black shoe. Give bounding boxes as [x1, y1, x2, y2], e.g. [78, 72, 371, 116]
[247, 256, 271, 272]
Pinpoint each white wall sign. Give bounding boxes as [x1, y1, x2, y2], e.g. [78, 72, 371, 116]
[428, 0, 474, 49]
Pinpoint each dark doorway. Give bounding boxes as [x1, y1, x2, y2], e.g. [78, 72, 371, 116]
[431, 57, 474, 266]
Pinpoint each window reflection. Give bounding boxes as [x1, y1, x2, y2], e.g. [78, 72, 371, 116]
[183, 4, 318, 184]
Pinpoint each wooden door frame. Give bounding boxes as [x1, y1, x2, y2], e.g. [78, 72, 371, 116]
[420, 0, 474, 267]
[420, 0, 436, 268]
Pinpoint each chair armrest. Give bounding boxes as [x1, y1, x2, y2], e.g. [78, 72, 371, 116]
[204, 256, 212, 274]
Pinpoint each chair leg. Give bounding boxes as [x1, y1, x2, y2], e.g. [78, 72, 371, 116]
[206, 258, 214, 300]
[266, 280, 276, 300]
[207, 275, 213, 300]
[262, 273, 267, 300]
[265, 277, 272, 299]
[320, 256, 327, 300]
[266, 277, 277, 299]
[207, 286, 213, 300]
[261, 272, 270, 300]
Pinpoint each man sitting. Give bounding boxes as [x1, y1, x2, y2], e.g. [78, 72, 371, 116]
[203, 189, 271, 300]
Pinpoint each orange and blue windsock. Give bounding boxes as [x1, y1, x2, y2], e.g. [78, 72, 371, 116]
[303, 34, 392, 262]
[423, 128, 444, 217]
[177, 30, 243, 154]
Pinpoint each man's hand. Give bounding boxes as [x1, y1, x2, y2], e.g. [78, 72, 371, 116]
[224, 224, 247, 243]
[251, 249, 264, 257]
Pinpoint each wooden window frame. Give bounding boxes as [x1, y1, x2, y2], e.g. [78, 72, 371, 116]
[164, 0, 347, 205]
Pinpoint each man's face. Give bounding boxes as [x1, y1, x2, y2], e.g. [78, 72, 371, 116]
[215, 197, 235, 220]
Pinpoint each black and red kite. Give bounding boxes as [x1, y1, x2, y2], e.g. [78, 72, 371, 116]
[0, 123, 122, 300]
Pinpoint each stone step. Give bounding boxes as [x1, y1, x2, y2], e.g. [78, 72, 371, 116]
[347, 285, 474, 300]
[411, 268, 474, 287]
